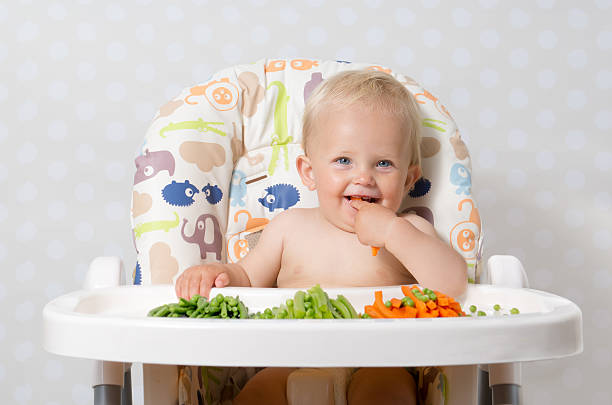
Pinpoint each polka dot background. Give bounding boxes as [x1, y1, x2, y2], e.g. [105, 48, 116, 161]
[1, 1, 610, 403]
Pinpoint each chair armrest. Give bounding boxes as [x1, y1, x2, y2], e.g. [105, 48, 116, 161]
[84, 256, 125, 290]
[486, 255, 529, 288]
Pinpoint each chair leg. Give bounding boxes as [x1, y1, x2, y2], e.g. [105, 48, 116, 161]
[142, 364, 179, 405]
[488, 363, 521, 405]
[122, 366, 132, 405]
[93, 361, 124, 405]
[477, 365, 492, 405]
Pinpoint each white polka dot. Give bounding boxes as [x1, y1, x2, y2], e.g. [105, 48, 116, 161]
[567, 49, 588, 69]
[452, 8, 472, 27]
[106, 82, 126, 102]
[77, 61, 96, 81]
[561, 367, 582, 390]
[48, 200, 67, 221]
[509, 8, 531, 28]
[422, 29, 441, 48]
[16, 221, 37, 242]
[508, 129, 528, 149]
[538, 30, 557, 49]
[14, 384, 32, 402]
[596, 0, 612, 8]
[251, 25, 270, 45]
[596, 69, 612, 89]
[106, 201, 126, 221]
[508, 88, 528, 109]
[593, 269, 612, 289]
[598, 30, 612, 50]
[279, 7, 299, 25]
[366, 27, 385, 46]
[17, 21, 39, 41]
[16, 182, 38, 203]
[107, 42, 127, 61]
[16, 261, 36, 283]
[76, 22, 96, 41]
[476, 188, 497, 209]
[536, 110, 555, 128]
[76, 101, 96, 120]
[337, 7, 357, 26]
[222, 5, 241, 23]
[335, 47, 356, 62]
[594, 191, 611, 211]
[222, 44, 242, 64]
[395, 7, 415, 26]
[44, 359, 64, 381]
[166, 42, 184, 63]
[17, 60, 38, 81]
[450, 87, 471, 108]
[394, 46, 413, 67]
[564, 209, 584, 228]
[452, 48, 471, 67]
[47, 240, 66, 260]
[595, 110, 612, 130]
[567, 8, 588, 29]
[48, 81, 69, 101]
[479, 108, 497, 128]
[537, 69, 556, 88]
[45, 282, 65, 300]
[166, 4, 184, 21]
[14, 341, 34, 361]
[307, 27, 327, 46]
[565, 169, 585, 189]
[106, 4, 126, 21]
[106, 162, 126, 182]
[477, 147, 496, 169]
[480, 68, 499, 88]
[506, 169, 526, 188]
[593, 230, 612, 250]
[15, 301, 34, 322]
[567, 90, 587, 110]
[48, 41, 69, 60]
[18, 100, 38, 121]
[536, 150, 555, 170]
[564, 248, 584, 267]
[136, 24, 155, 43]
[75, 221, 95, 241]
[480, 29, 499, 49]
[509, 48, 529, 68]
[534, 230, 554, 248]
[534, 190, 555, 209]
[48, 2, 67, 19]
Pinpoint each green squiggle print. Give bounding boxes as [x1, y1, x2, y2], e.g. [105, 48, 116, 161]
[423, 118, 448, 132]
[267, 81, 293, 176]
[160, 119, 226, 138]
[133, 212, 180, 238]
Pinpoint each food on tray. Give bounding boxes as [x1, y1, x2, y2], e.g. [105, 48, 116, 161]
[468, 304, 520, 316]
[363, 285, 466, 318]
[147, 293, 249, 319]
[251, 284, 360, 319]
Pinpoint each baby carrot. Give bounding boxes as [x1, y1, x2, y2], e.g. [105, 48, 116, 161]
[374, 290, 395, 318]
[350, 196, 381, 256]
[364, 305, 383, 318]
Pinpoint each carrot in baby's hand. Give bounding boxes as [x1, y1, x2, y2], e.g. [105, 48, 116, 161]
[350, 196, 380, 256]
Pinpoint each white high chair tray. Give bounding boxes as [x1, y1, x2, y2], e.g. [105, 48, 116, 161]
[43, 285, 582, 367]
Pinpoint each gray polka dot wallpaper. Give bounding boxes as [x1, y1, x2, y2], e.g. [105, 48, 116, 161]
[1, 0, 611, 403]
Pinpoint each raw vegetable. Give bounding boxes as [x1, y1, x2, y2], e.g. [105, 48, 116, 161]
[147, 293, 249, 319]
[365, 285, 467, 318]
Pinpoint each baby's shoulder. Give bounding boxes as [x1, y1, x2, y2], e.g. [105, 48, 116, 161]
[399, 212, 436, 237]
[267, 207, 315, 228]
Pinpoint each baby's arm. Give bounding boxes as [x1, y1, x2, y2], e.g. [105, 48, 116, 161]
[175, 211, 287, 299]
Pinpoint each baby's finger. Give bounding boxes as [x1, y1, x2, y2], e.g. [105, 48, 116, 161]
[214, 272, 229, 288]
[187, 274, 203, 300]
[349, 199, 368, 209]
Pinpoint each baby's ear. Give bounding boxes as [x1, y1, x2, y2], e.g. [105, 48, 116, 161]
[403, 164, 422, 194]
[296, 155, 316, 191]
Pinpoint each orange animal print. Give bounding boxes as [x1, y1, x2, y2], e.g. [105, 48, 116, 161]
[367, 65, 392, 74]
[449, 199, 481, 263]
[226, 210, 270, 263]
[185, 78, 239, 111]
[290, 59, 319, 70]
[265, 60, 286, 73]
[414, 89, 452, 120]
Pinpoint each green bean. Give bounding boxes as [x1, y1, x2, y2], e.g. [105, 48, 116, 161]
[186, 309, 195, 317]
[197, 297, 208, 310]
[293, 291, 306, 318]
[286, 299, 295, 319]
[179, 298, 192, 307]
[147, 305, 165, 317]
[337, 295, 358, 319]
[238, 301, 248, 319]
[189, 294, 202, 306]
[220, 302, 228, 318]
[477, 311, 486, 316]
[154, 305, 170, 317]
[169, 304, 188, 314]
[330, 299, 351, 319]
[305, 308, 315, 318]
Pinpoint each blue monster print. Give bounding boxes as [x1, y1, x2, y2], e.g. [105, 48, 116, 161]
[258, 184, 300, 212]
[202, 183, 223, 205]
[230, 170, 247, 207]
[133, 262, 142, 285]
[162, 180, 199, 207]
[409, 177, 431, 198]
[450, 163, 471, 195]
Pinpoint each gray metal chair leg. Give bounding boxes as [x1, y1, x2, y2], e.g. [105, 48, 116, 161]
[94, 385, 122, 405]
[122, 368, 132, 405]
[477, 366, 492, 405]
[491, 384, 520, 405]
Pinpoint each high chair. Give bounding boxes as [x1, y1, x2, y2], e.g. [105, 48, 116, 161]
[43, 58, 582, 405]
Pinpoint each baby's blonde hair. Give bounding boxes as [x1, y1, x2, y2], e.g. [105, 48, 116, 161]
[302, 69, 422, 168]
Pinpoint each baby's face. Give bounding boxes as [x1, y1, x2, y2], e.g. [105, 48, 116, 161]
[304, 106, 418, 233]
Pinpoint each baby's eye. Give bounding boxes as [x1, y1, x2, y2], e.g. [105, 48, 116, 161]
[377, 160, 392, 168]
[335, 157, 351, 165]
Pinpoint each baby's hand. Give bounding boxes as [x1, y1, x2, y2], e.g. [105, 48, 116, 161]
[175, 263, 230, 300]
[350, 199, 397, 248]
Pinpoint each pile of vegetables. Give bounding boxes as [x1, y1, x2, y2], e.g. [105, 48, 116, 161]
[363, 285, 466, 318]
[147, 293, 248, 319]
[251, 284, 360, 319]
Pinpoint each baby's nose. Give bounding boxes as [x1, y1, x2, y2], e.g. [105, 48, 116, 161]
[352, 170, 375, 186]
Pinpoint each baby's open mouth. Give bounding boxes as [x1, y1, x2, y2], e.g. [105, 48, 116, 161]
[346, 196, 379, 204]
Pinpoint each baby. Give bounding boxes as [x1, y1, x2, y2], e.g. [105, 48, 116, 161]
[175, 70, 467, 405]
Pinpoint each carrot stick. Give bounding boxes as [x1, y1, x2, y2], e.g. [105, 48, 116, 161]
[374, 290, 395, 318]
[437, 297, 449, 307]
[390, 298, 402, 309]
[364, 305, 382, 318]
[426, 300, 437, 310]
[402, 286, 426, 312]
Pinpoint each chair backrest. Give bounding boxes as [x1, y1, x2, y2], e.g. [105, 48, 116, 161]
[130, 58, 482, 286]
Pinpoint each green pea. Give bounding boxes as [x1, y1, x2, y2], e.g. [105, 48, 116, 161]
[510, 308, 520, 314]
[423, 288, 432, 294]
[493, 304, 501, 311]
[477, 311, 486, 316]
[469, 305, 477, 313]
[384, 300, 392, 308]
[361, 313, 371, 319]
[402, 297, 415, 307]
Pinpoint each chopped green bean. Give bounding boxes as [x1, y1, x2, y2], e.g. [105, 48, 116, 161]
[477, 311, 486, 316]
